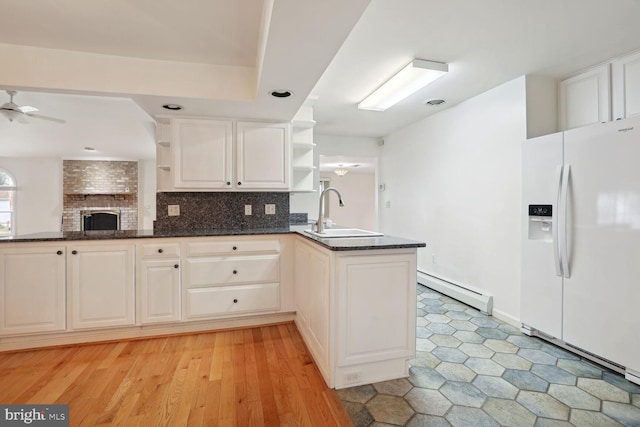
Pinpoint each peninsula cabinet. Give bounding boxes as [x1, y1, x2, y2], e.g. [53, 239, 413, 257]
[294, 239, 417, 389]
[294, 238, 331, 376]
[68, 243, 135, 330]
[0, 244, 66, 335]
[168, 117, 290, 191]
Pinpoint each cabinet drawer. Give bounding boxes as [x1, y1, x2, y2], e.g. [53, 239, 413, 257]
[185, 239, 280, 256]
[141, 242, 180, 258]
[185, 255, 279, 287]
[186, 283, 280, 318]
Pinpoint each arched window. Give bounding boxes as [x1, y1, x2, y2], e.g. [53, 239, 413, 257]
[0, 170, 16, 236]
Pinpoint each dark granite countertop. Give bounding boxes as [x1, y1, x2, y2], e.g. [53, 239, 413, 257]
[0, 226, 425, 251]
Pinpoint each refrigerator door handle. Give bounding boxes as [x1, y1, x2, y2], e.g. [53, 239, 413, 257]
[553, 165, 564, 277]
[561, 164, 571, 278]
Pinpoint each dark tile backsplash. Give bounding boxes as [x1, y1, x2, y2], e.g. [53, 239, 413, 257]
[154, 192, 290, 231]
[289, 213, 309, 224]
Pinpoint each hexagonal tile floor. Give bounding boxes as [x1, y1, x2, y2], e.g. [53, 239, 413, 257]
[338, 285, 640, 426]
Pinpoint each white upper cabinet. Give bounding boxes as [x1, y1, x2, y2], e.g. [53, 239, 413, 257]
[559, 64, 611, 131]
[173, 118, 233, 190]
[236, 121, 290, 190]
[559, 50, 640, 130]
[612, 50, 640, 120]
[163, 117, 290, 192]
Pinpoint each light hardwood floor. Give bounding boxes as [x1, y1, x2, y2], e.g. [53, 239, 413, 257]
[0, 322, 353, 427]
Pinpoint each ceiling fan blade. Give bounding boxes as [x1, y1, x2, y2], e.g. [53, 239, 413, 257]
[17, 105, 39, 114]
[25, 113, 66, 124]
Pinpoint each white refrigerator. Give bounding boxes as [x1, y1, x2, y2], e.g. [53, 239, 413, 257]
[521, 116, 640, 385]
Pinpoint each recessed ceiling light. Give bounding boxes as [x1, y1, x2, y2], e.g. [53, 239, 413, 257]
[162, 104, 183, 111]
[84, 147, 96, 151]
[270, 90, 293, 98]
[424, 99, 446, 106]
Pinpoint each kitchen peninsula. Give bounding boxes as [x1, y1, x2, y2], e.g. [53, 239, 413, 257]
[0, 227, 425, 388]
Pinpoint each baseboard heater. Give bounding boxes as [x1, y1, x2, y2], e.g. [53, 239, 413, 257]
[417, 270, 493, 315]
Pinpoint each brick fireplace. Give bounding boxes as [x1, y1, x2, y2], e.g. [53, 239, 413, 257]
[62, 160, 138, 231]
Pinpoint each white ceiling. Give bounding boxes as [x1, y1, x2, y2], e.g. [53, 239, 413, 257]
[2, 0, 640, 158]
[312, 0, 640, 137]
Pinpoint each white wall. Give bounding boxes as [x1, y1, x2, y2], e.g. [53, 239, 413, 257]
[320, 171, 376, 230]
[379, 76, 527, 322]
[290, 134, 380, 222]
[0, 157, 63, 234]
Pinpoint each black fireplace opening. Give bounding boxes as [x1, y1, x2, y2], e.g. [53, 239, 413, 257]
[82, 210, 120, 231]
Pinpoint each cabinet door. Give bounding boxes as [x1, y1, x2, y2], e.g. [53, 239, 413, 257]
[612, 51, 640, 120]
[294, 240, 310, 325]
[0, 246, 66, 335]
[337, 253, 416, 367]
[306, 245, 331, 368]
[173, 118, 233, 189]
[139, 259, 181, 324]
[236, 122, 290, 189]
[293, 240, 331, 374]
[559, 64, 611, 130]
[69, 244, 135, 329]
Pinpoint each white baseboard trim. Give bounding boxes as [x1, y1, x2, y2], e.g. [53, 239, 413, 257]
[0, 312, 295, 352]
[417, 271, 493, 315]
[491, 309, 520, 328]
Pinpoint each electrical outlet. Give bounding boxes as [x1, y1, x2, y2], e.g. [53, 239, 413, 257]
[244, 205, 252, 215]
[168, 205, 180, 216]
[343, 371, 362, 384]
[385, 201, 391, 208]
[265, 204, 276, 215]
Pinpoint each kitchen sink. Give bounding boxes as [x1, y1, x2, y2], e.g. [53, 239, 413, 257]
[304, 228, 384, 238]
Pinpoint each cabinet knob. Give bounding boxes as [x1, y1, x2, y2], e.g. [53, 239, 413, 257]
[56, 250, 63, 255]
[232, 246, 237, 251]
[158, 248, 163, 253]
[72, 250, 78, 255]
[237, 181, 242, 186]
[226, 181, 231, 186]
[233, 270, 238, 275]
[174, 264, 179, 269]
[233, 299, 238, 304]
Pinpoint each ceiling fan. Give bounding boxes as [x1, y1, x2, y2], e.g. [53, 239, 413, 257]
[0, 90, 66, 124]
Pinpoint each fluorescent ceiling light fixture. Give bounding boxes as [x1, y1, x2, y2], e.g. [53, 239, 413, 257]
[358, 59, 448, 111]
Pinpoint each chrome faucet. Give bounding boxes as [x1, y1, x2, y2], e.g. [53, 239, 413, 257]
[316, 187, 344, 233]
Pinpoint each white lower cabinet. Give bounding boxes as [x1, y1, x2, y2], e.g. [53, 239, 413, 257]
[336, 253, 416, 367]
[294, 239, 331, 377]
[183, 237, 282, 320]
[0, 244, 66, 335]
[294, 240, 417, 389]
[68, 243, 135, 330]
[186, 283, 279, 318]
[139, 259, 181, 324]
[137, 241, 181, 324]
